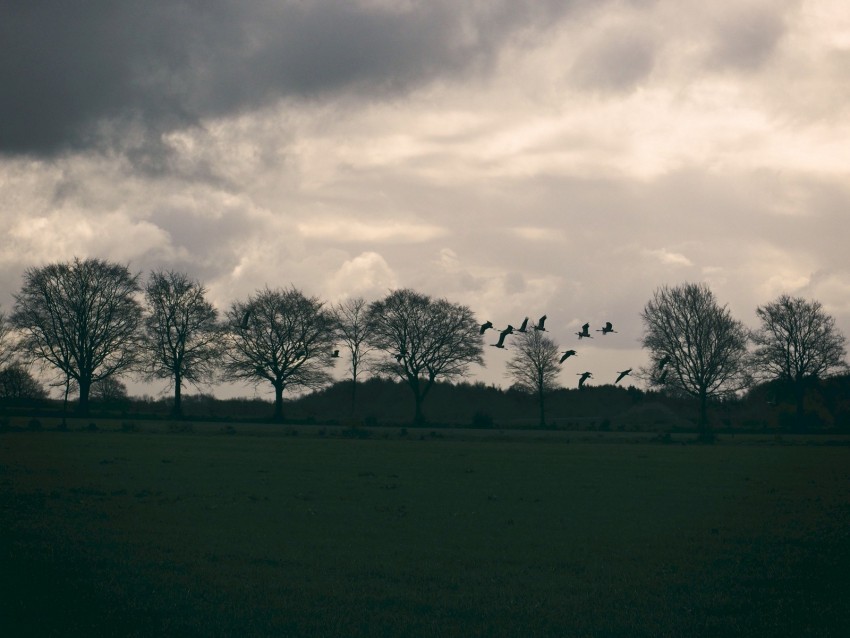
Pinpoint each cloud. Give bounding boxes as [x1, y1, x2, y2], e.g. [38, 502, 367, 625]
[0, 0, 586, 157]
[297, 217, 446, 243]
[324, 251, 398, 301]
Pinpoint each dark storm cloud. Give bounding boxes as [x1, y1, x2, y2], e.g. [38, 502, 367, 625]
[0, 0, 582, 156]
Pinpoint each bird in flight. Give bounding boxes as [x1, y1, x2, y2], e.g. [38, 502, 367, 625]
[658, 369, 669, 384]
[331, 349, 340, 358]
[658, 355, 671, 370]
[615, 368, 632, 384]
[576, 323, 593, 339]
[516, 317, 529, 333]
[559, 350, 577, 364]
[597, 322, 617, 335]
[491, 325, 514, 349]
[240, 309, 252, 330]
[479, 321, 494, 335]
[534, 315, 548, 331]
[577, 371, 593, 388]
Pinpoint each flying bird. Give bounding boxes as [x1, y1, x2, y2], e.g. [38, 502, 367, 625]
[491, 325, 514, 349]
[576, 323, 593, 339]
[577, 371, 593, 388]
[516, 317, 529, 333]
[559, 350, 577, 364]
[615, 368, 632, 384]
[331, 349, 340, 358]
[658, 355, 671, 370]
[534, 315, 548, 331]
[240, 309, 252, 330]
[658, 369, 669, 384]
[479, 321, 494, 335]
[597, 322, 617, 335]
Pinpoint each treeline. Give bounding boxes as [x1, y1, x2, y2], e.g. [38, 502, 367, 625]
[3, 375, 850, 433]
[0, 259, 848, 434]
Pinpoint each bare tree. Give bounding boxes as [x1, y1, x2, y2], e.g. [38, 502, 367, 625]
[640, 282, 749, 438]
[332, 296, 375, 417]
[224, 287, 336, 421]
[0, 308, 14, 370]
[366, 289, 484, 426]
[11, 258, 143, 416]
[0, 362, 47, 400]
[142, 270, 223, 418]
[750, 294, 847, 429]
[505, 328, 561, 428]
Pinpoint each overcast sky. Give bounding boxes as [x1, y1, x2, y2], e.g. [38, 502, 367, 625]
[1, 0, 848, 397]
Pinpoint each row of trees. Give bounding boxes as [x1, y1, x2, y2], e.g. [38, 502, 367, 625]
[1, 258, 847, 432]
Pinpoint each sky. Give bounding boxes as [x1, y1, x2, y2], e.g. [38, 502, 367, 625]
[1, 0, 849, 399]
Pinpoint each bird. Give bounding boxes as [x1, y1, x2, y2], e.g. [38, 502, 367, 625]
[615, 368, 632, 384]
[331, 349, 340, 358]
[559, 350, 577, 364]
[240, 309, 252, 330]
[491, 325, 514, 348]
[658, 369, 669, 384]
[597, 321, 617, 335]
[534, 315, 547, 331]
[516, 317, 529, 333]
[479, 321, 494, 335]
[577, 371, 593, 388]
[658, 355, 671, 370]
[576, 323, 593, 339]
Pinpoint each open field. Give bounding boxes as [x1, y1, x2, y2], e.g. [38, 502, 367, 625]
[2, 429, 850, 636]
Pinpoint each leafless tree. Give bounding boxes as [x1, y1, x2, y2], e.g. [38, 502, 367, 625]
[0, 308, 14, 370]
[640, 282, 750, 438]
[224, 286, 336, 421]
[750, 294, 848, 429]
[11, 258, 143, 416]
[0, 362, 47, 400]
[142, 270, 223, 418]
[366, 289, 484, 426]
[505, 328, 561, 428]
[332, 296, 375, 416]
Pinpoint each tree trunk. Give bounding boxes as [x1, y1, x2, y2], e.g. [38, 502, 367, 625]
[538, 386, 546, 429]
[793, 378, 806, 432]
[698, 391, 711, 442]
[173, 373, 183, 419]
[273, 382, 285, 422]
[77, 376, 91, 417]
[350, 378, 357, 418]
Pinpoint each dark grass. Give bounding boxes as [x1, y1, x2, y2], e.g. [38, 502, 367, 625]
[2, 430, 850, 637]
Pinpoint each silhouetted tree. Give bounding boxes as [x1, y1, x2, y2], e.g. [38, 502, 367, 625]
[0, 308, 13, 370]
[505, 328, 561, 428]
[366, 289, 484, 426]
[142, 270, 223, 418]
[90, 376, 129, 403]
[750, 295, 848, 430]
[224, 287, 336, 421]
[640, 282, 749, 439]
[332, 296, 375, 417]
[11, 258, 143, 416]
[0, 363, 47, 400]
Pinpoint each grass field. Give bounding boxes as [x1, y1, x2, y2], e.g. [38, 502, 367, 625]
[2, 428, 850, 637]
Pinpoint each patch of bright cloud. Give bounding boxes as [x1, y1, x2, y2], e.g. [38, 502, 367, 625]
[297, 217, 446, 243]
[644, 248, 693, 267]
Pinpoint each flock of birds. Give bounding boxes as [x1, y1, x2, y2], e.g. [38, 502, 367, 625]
[242, 306, 674, 389]
[480, 315, 637, 388]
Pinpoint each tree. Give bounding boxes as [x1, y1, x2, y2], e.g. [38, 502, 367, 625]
[11, 258, 143, 416]
[89, 376, 129, 403]
[0, 363, 47, 400]
[332, 296, 375, 417]
[224, 287, 336, 421]
[142, 270, 223, 418]
[366, 289, 484, 426]
[640, 282, 749, 438]
[750, 294, 848, 430]
[0, 308, 14, 370]
[505, 328, 561, 428]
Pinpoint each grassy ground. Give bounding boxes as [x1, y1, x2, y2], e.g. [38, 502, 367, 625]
[2, 429, 850, 637]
